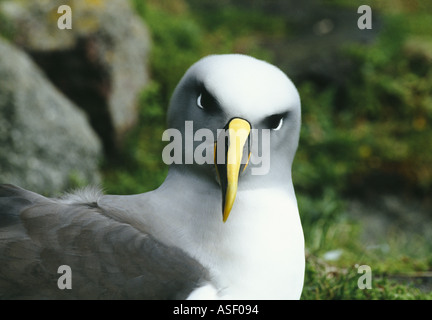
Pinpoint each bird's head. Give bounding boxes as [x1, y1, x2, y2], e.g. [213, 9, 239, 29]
[166, 54, 301, 222]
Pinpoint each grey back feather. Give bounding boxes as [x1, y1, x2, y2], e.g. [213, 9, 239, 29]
[0, 184, 209, 299]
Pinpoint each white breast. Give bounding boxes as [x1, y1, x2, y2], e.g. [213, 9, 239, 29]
[185, 187, 305, 300]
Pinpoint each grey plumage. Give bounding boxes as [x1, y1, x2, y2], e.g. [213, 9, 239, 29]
[0, 184, 209, 299]
[0, 54, 305, 299]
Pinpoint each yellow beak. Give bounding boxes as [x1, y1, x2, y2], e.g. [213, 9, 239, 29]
[215, 118, 251, 222]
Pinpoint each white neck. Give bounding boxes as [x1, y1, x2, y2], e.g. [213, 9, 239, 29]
[137, 168, 305, 299]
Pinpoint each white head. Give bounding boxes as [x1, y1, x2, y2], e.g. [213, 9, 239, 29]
[166, 54, 301, 221]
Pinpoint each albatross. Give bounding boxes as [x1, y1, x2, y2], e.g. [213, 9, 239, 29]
[0, 54, 304, 299]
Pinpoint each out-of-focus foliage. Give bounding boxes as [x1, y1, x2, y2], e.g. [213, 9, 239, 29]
[103, 82, 168, 194]
[294, 15, 432, 195]
[0, 0, 14, 40]
[293, 2, 432, 298]
[345, 24, 432, 191]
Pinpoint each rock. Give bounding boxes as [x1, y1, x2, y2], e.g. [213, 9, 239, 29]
[0, 0, 151, 155]
[0, 38, 102, 195]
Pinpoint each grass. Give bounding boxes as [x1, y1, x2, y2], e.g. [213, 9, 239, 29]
[302, 253, 432, 300]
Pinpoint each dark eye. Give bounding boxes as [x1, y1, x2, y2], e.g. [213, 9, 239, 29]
[197, 88, 218, 111]
[266, 113, 287, 131]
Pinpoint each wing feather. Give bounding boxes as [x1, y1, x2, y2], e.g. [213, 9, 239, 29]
[0, 184, 209, 299]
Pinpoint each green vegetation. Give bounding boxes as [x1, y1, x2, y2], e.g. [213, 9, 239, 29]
[104, 0, 432, 299]
[0, 0, 15, 41]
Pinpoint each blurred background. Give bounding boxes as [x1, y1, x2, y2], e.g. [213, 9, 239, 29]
[0, 0, 431, 299]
